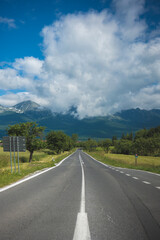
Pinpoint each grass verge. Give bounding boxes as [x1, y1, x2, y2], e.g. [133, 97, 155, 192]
[85, 150, 160, 174]
[0, 147, 75, 188]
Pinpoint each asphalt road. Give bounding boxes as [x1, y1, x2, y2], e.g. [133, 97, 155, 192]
[0, 150, 160, 240]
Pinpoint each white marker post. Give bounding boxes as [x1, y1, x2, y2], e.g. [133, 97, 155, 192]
[135, 153, 138, 166]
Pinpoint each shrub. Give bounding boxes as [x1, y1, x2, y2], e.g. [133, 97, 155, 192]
[20, 156, 28, 163]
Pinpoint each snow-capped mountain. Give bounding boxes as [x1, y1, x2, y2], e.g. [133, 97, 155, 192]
[0, 100, 160, 139]
[0, 100, 46, 114]
[0, 104, 23, 113]
[13, 100, 42, 112]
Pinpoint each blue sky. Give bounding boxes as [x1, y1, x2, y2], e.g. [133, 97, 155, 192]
[0, 0, 160, 117]
[0, 0, 159, 62]
[0, 0, 113, 62]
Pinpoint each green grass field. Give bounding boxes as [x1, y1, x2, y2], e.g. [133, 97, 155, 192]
[0, 147, 74, 188]
[86, 149, 160, 174]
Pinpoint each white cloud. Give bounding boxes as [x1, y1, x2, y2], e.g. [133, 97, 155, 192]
[0, 68, 32, 90]
[13, 57, 44, 77]
[0, 17, 16, 28]
[126, 84, 160, 110]
[112, 0, 146, 41]
[0, 0, 160, 118]
[0, 92, 48, 107]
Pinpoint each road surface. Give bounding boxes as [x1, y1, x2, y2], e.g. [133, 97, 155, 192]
[0, 150, 160, 239]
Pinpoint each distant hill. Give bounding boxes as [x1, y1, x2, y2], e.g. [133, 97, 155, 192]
[0, 101, 160, 139]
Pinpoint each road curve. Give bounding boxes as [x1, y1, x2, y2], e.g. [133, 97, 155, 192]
[0, 150, 160, 240]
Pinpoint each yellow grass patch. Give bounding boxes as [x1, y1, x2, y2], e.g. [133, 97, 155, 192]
[0, 146, 73, 187]
[106, 153, 160, 166]
[86, 150, 160, 174]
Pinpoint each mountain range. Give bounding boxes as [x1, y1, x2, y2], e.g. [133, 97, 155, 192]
[0, 100, 160, 140]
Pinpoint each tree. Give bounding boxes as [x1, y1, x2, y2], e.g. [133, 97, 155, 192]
[112, 125, 160, 156]
[112, 136, 117, 146]
[121, 133, 125, 139]
[133, 137, 160, 156]
[101, 139, 112, 153]
[83, 139, 97, 152]
[113, 139, 133, 155]
[71, 134, 78, 147]
[64, 135, 73, 151]
[128, 132, 133, 141]
[7, 122, 45, 162]
[134, 128, 148, 140]
[46, 131, 72, 154]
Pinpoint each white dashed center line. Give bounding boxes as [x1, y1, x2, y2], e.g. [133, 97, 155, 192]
[142, 181, 151, 185]
[132, 177, 139, 180]
[83, 152, 160, 193]
[73, 154, 91, 240]
[107, 166, 158, 189]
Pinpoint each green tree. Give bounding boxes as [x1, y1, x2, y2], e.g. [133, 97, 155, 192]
[133, 137, 160, 156]
[83, 139, 97, 152]
[134, 128, 148, 140]
[112, 136, 117, 146]
[7, 122, 45, 162]
[113, 140, 133, 155]
[64, 135, 73, 151]
[46, 131, 72, 154]
[71, 133, 78, 147]
[128, 132, 133, 141]
[121, 133, 125, 139]
[101, 139, 112, 153]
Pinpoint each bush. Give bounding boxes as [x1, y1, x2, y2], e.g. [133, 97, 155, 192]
[20, 156, 28, 163]
[112, 140, 133, 155]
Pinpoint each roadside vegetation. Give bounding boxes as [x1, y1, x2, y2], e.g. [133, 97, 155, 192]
[85, 149, 160, 174]
[0, 122, 77, 188]
[77, 126, 160, 174]
[0, 147, 75, 188]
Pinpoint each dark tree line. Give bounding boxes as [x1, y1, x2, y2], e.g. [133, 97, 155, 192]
[77, 138, 112, 153]
[77, 126, 160, 157]
[112, 126, 160, 156]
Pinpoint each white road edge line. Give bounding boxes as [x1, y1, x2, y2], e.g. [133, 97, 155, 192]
[83, 152, 160, 179]
[83, 151, 109, 168]
[73, 154, 91, 240]
[156, 187, 160, 190]
[0, 152, 75, 193]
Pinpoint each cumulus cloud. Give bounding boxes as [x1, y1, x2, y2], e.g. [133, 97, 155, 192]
[0, 92, 48, 107]
[0, 68, 32, 90]
[13, 57, 44, 77]
[0, 0, 160, 118]
[112, 0, 146, 41]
